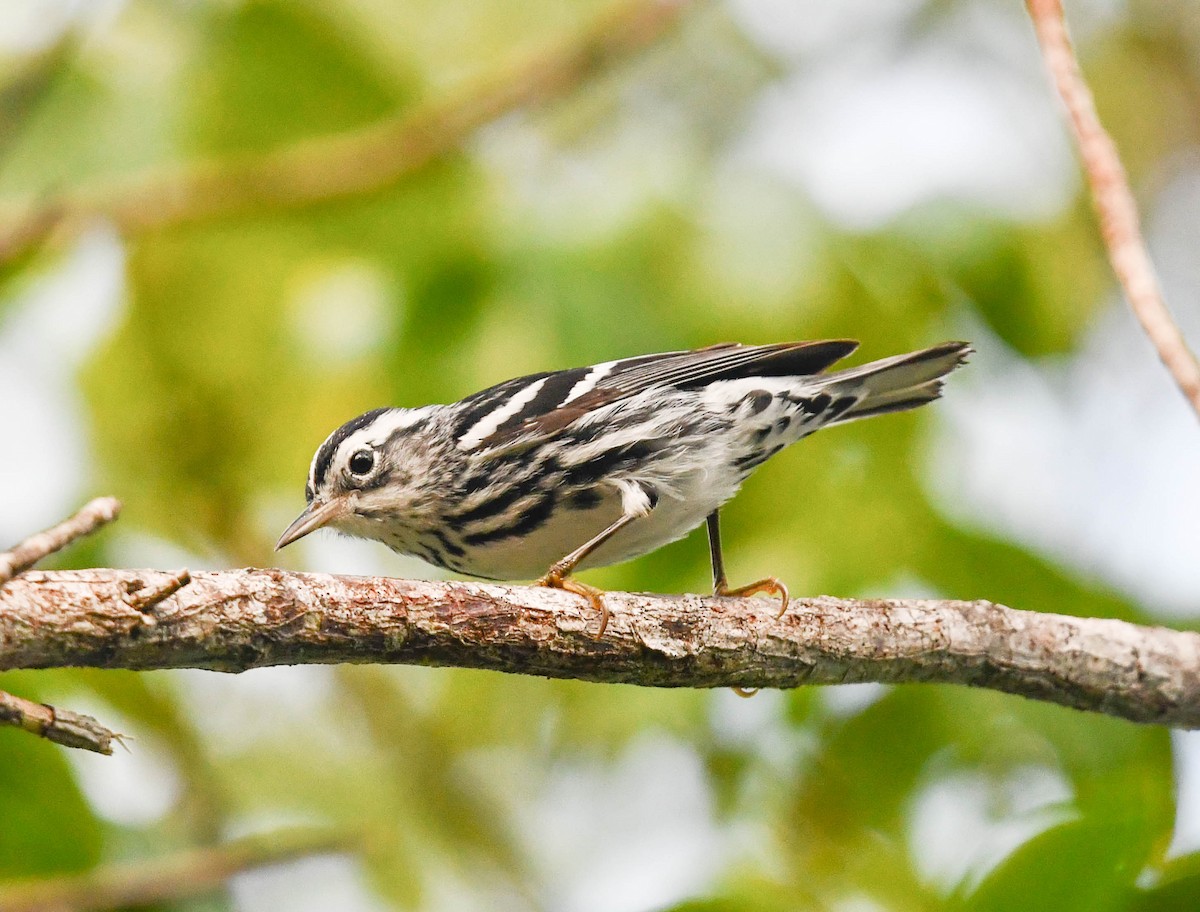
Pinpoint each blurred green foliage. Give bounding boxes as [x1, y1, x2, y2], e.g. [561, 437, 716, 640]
[1, 0, 1197, 910]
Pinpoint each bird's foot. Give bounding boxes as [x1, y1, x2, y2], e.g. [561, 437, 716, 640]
[715, 576, 790, 618]
[715, 577, 789, 697]
[537, 570, 611, 638]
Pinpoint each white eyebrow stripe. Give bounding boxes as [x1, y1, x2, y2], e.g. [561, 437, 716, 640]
[560, 360, 617, 406]
[308, 406, 436, 492]
[364, 406, 435, 443]
[458, 377, 548, 449]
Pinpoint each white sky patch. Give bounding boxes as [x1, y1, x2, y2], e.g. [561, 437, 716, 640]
[831, 896, 891, 912]
[458, 377, 547, 449]
[729, 0, 924, 61]
[172, 666, 343, 749]
[106, 529, 219, 572]
[695, 167, 827, 310]
[477, 114, 693, 246]
[731, 3, 1075, 229]
[709, 688, 816, 792]
[823, 683, 890, 718]
[929, 238, 1200, 616]
[907, 760, 1073, 894]
[232, 853, 389, 912]
[65, 703, 182, 826]
[928, 161, 1200, 615]
[0, 226, 124, 541]
[518, 735, 727, 912]
[0, 0, 125, 52]
[288, 258, 397, 364]
[1169, 730, 1200, 859]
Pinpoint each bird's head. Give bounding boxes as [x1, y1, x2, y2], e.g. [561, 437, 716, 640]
[275, 406, 441, 551]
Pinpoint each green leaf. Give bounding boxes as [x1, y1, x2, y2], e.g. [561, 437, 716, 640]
[0, 36, 79, 164]
[965, 817, 1142, 912]
[186, 0, 407, 157]
[0, 706, 103, 878]
[1133, 852, 1200, 912]
[924, 209, 1108, 357]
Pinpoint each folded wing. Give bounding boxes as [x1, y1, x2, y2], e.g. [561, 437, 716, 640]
[454, 340, 860, 452]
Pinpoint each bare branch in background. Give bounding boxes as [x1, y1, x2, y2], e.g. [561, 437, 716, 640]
[0, 827, 347, 912]
[0, 496, 121, 587]
[0, 0, 688, 264]
[0, 497, 127, 753]
[1025, 0, 1200, 419]
[4, 567, 1200, 731]
[0, 689, 120, 755]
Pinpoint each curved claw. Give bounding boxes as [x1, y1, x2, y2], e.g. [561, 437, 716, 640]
[716, 576, 790, 618]
[537, 571, 611, 638]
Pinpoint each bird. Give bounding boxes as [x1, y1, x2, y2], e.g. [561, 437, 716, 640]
[277, 339, 971, 635]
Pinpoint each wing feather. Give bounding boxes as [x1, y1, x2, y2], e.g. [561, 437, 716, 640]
[459, 340, 859, 452]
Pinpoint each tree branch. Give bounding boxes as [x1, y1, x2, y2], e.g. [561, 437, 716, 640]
[0, 496, 121, 587]
[3, 568, 1198, 729]
[0, 826, 346, 912]
[0, 0, 688, 265]
[0, 689, 120, 755]
[0, 497, 126, 753]
[1025, 0, 1200, 419]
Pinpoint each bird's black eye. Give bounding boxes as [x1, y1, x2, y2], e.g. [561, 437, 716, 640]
[348, 449, 375, 476]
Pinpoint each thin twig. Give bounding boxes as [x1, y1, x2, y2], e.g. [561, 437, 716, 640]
[0, 496, 121, 587]
[0, 689, 120, 755]
[0, 0, 688, 264]
[4, 569, 1200, 729]
[123, 568, 192, 617]
[0, 497, 124, 753]
[0, 826, 348, 912]
[1025, 0, 1200, 418]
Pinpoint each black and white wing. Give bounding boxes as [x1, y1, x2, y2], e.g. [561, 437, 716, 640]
[452, 340, 860, 453]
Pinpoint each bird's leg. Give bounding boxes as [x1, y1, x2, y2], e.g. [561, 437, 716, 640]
[538, 510, 640, 638]
[706, 510, 728, 593]
[706, 509, 789, 697]
[706, 511, 790, 618]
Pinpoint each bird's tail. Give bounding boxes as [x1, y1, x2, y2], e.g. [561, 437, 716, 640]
[821, 340, 972, 424]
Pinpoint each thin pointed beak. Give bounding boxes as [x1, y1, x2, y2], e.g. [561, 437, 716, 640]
[275, 497, 352, 550]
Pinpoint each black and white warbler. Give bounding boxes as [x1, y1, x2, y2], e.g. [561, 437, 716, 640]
[277, 340, 970, 634]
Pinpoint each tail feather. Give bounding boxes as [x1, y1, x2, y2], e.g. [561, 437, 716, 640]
[821, 341, 971, 424]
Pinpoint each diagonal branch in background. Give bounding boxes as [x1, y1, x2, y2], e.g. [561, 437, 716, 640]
[4, 568, 1200, 732]
[0, 689, 120, 755]
[0, 826, 347, 912]
[0, 497, 130, 753]
[0, 0, 688, 265]
[0, 496, 121, 587]
[1025, 0, 1200, 419]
